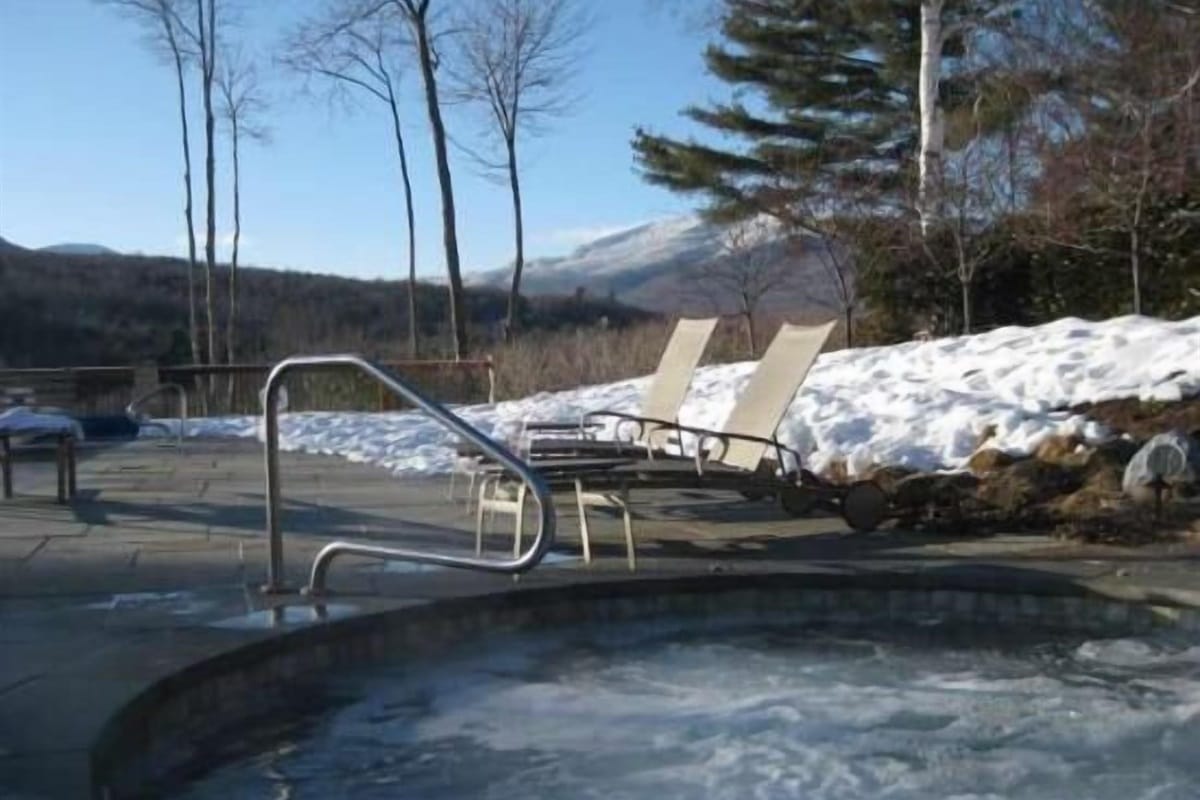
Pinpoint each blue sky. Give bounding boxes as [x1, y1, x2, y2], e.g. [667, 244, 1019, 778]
[0, 0, 721, 279]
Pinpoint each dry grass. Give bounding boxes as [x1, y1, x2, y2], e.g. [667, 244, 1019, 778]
[489, 314, 847, 400]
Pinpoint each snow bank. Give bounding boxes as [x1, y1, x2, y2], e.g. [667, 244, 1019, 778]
[166, 315, 1200, 477]
[0, 407, 84, 439]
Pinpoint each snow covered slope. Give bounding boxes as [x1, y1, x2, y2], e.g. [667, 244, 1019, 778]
[469, 214, 833, 313]
[169, 315, 1200, 478]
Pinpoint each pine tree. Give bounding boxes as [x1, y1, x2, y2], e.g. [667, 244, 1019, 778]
[632, 0, 925, 224]
[635, 0, 1038, 338]
[639, 1, 1027, 215]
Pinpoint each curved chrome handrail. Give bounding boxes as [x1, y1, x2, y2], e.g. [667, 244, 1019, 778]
[125, 383, 188, 449]
[261, 354, 556, 595]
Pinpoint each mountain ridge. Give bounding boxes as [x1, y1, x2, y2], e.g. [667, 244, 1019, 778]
[39, 242, 120, 256]
[469, 214, 841, 314]
[0, 236, 120, 256]
[0, 246, 648, 369]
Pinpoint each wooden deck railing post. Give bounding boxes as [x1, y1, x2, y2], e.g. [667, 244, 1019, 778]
[1, 435, 11, 499]
[0, 357, 497, 416]
[486, 355, 496, 404]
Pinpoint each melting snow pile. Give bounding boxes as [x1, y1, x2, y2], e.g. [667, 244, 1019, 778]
[167, 315, 1200, 478]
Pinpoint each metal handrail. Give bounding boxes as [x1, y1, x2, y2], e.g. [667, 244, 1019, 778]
[125, 383, 188, 449]
[261, 354, 555, 595]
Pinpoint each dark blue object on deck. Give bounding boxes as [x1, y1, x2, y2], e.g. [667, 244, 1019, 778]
[75, 415, 139, 440]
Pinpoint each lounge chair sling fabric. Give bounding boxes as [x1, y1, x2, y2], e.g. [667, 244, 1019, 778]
[451, 317, 718, 506]
[631, 317, 720, 441]
[714, 321, 835, 471]
[455, 317, 717, 461]
[473, 321, 884, 571]
[510, 320, 836, 483]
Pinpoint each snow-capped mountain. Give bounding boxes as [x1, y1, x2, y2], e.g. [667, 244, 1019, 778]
[468, 214, 839, 313]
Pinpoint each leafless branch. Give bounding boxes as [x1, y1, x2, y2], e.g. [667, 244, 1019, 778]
[217, 46, 270, 142]
[279, 5, 408, 112]
[694, 218, 795, 355]
[444, 0, 589, 340]
[447, 0, 588, 169]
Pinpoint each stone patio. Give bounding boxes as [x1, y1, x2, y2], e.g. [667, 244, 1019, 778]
[2, 437, 1199, 798]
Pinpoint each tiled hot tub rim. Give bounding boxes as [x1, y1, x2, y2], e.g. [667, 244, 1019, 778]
[91, 569, 1200, 798]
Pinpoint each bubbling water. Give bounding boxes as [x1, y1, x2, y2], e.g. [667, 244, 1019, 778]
[179, 621, 1200, 799]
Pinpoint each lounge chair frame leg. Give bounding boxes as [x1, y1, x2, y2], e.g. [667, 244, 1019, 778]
[55, 437, 66, 504]
[474, 476, 531, 558]
[1, 435, 11, 500]
[575, 480, 637, 571]
[451, 458, 484, 515]
[512, 483, 528, 557]
[574, 478, 592, 564]
[619, 483, 636, 572]
[66, 438, 76, 498]
[474, 475, 492, 555]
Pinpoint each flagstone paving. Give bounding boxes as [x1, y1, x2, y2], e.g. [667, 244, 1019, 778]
[1, 437, 1198, 798]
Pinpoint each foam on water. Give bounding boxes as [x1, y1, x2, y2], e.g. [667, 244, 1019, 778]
[177, 622, 1200, 799]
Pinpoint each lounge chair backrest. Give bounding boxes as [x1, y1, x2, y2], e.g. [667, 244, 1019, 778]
[714, 320, 836, 471]
[637, 317, 719, 442]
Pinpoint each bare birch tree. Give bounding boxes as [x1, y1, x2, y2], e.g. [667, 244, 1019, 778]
[98, 0, 202, 367]
[216, 47, 268, 403]
[199, 1, 218, 370]
[807, 226, 858, 347]
[283, 8, 421, 356]
[181, 0, 220, 373]
[385, 0, 468, 358]
[1018, 0, 1200, 315]
[940, 132, 1004, 333]
[1084, 4, 1200, 316]
[918, 0, 947, 239]
[696, 219, 792, 357]
[291, 0, 468, 356]
[450, 0, 586, 342]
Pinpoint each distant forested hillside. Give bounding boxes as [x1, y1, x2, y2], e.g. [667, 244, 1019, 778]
[0, 243, 650, 368]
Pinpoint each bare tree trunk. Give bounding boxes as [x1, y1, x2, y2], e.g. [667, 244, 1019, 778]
[819, 233, 855, 349]
[741, 294, 757, 357]
[1130, 224, 1142, 315]
[918, 0, 945, 238]
[198, 0, 218, 399]
[449, 0, 584, 349]
[1005, 124, 1019, 212]
[1130, 143, 1150, 316]
[409, 4, 468, 358]
[385, 83, 419, 358]
[225, 115, 240, 412]
[504, 135, 524, 343]
[168, 32, 201, 369]
[960, 278, 972, 334]
[957, 226, 973, 335]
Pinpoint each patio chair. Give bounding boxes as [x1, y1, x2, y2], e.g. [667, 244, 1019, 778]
[0, 407, 82, 503]
[474, 321, 888, 569]
[449, 316, 719, 504]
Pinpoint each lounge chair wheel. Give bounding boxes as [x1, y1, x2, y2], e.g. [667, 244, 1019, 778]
[779, 485, 818, 517]
[841, 480, 888, 532]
